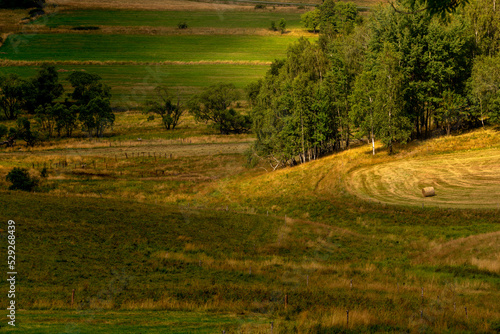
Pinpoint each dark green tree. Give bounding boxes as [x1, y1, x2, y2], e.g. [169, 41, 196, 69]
[279, 18, 287, 34]
[301, 8, 321, 33]
[5, 167, 38, 191]
[68, 71, 111, 105]
[16, 117, 41, 147]
[29, 64, 64, 112]
[78, 96, 115, 138]
[0, 74, 33, 120]
[145, 86, 183, 130]
[189, 83, 250, 134]
[469, 54, 500, 125]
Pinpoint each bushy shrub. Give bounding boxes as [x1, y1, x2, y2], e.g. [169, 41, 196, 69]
[177, 22, 188, 29]
[254, 4, 266, 9]
[6, 167, 38, 191]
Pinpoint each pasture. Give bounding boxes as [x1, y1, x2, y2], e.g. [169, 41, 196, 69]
[0, 64, 268, 105]
[1, 0, 499, 332]
[1, 129, 500, 332]
[32, 10, 305, 29]
[0, 34, 302, 62]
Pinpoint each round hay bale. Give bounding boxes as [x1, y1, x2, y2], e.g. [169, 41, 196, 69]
[422, 187, 435, 197]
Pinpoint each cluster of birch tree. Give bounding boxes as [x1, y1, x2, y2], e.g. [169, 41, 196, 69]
[248, 0, 500, 167]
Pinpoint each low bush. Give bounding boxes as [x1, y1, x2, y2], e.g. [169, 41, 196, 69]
[6, 167, 38, 191]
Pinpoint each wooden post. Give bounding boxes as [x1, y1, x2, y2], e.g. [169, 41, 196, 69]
[285, 294, 288, 309]
[125, 153, 128, 159]
[71, 289, 75, 307]
[346, 310, 349, 328]
[306, 275, 309, 287]
[465, 307, 468, 319]
[350, 279, 353, 289]
[420, 310, 423, 319]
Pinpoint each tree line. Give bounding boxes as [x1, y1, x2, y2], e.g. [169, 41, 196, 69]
[247, 0, 500, 167]
[0, 65, 114, 147]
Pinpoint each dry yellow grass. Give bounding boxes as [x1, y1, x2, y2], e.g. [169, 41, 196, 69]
[50, 0, 309, 12]
[416, 231, 500, 273]
[347, 147, 500, 209]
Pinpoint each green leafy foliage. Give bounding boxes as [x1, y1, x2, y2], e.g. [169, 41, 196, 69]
[0, 74, 33, 120]
[68, 71, 114, 137]
[469, 54, 500, 125]
[278, 18, 287, 34]
[78, 96, 115, 137]
[29, 64, 64, 112]
[145, 86, 183, 130]
[16, 117, 41, 147]
[301, 8, 321, 33]
[189, 83, 250, 134]
[5, 167, 38, 191]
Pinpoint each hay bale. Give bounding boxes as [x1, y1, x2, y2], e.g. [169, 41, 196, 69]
[422, 187, 435, 197]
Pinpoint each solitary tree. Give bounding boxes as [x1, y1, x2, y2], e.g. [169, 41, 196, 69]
[301, 8, 321, 33]
[279, 18, 287, 34]
[0, 74, 33, 120]
[145, 86, 183, 130]
[189, 83, 251, 134]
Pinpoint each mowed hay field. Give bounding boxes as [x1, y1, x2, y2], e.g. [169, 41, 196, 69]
[347, 148, 500, 209]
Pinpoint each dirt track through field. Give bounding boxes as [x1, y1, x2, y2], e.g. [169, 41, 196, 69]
[1, 141, 251, 158]
[346, 148, 500, 209]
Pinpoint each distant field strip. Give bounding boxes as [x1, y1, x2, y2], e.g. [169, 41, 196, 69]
[33, 10, 303, 29]
[0, 34, 307, 62]
[346, 148, 500, 209]
[0, 64, 268, 103]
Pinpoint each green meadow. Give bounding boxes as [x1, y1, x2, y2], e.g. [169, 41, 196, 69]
[33, 9, 304, 29]
[0, 64, 268, 104]
[0, 34, 304, 62]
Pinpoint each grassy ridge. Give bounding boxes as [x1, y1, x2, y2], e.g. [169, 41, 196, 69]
[0, 34, 304, 62]
[33, 10, 304, 29]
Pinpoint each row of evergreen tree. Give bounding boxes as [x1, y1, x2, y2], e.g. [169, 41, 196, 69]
[247, 0, 500, 167]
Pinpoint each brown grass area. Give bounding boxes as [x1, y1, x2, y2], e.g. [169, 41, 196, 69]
[0, 140, 252, 157]
[0, 9, 27, 35]
[50, 0, 307, 12]
[416, 231, 500, 273]
[347, 147, 500, 209]
[18, 25, 314, 36]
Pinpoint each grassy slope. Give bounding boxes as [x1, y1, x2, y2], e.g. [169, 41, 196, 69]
[0, 129, 499, 332]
